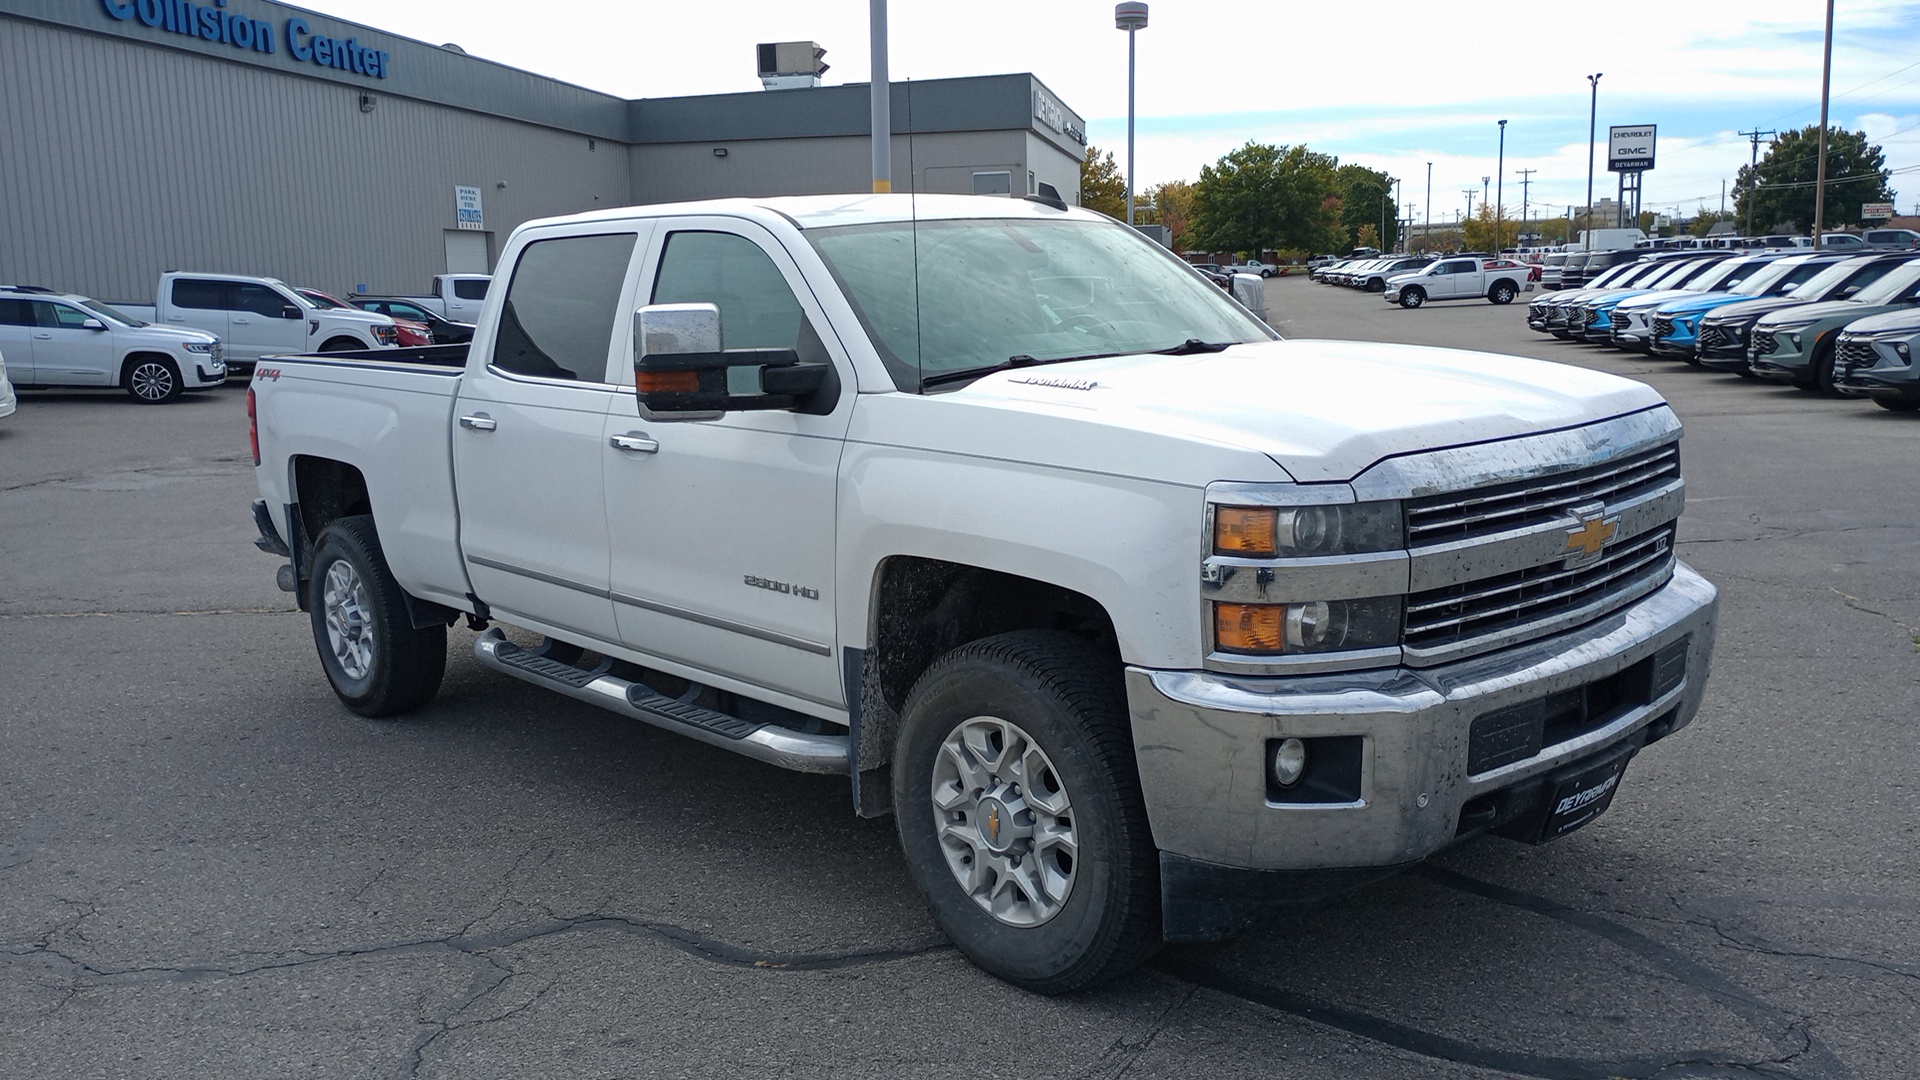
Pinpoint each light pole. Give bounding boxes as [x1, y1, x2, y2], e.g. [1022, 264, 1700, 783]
[1425, 162, 1432, 253]
[1585, 73, 1602, 248]
[869, 0, 890, 192]
[1813, 0, 1834, 247]
[1115, 3, 1148, 227]
[1495, 120, 1507, 253]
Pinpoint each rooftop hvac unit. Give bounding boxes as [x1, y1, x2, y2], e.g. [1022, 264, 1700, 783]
[757, 41, 828, 90]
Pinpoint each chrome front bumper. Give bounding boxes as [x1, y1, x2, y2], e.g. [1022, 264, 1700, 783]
[1127, 562, 1718, 871]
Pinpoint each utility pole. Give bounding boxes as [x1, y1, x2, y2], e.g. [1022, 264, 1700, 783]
[1586, 73, 1602, 247]
[1425, 162, 1432, 253]
[1516, 167, 1536, 242]
[1464, 189, 1476, 225]
[1738, 127, 1776, 238]
[1813, 0, 1834, 248]
[1495, 120, 1507, 254]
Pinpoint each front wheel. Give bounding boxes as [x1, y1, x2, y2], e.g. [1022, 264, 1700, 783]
[1400, 288, 1426, 309]
[1812, 341, 1843, 396]
[123, 356, 182, 404]
[320, 337, 363, 352]
[1489, 282, 1517, 305]
[893, 631, 1160, 994]
[307, 515, 446, 717]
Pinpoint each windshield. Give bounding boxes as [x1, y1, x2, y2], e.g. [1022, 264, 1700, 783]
[1679, 257, 1763, 291]
[1854, 261, 1920, 305]
[78, 298, 145, 327]
[1789, 258, 1887, 299]
[807, 217, 1275, 389]
[1733, 258, 1827, 297]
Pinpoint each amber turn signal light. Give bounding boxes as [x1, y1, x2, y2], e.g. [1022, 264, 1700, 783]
[1214, 602, 1287, 654]
[1214, 506, 1278, 556]
[636, 370, 700, 394]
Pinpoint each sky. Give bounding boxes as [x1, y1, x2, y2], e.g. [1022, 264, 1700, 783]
[310, 0, 1920, 227]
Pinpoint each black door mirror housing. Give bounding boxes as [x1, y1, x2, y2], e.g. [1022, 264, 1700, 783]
[280, 305, 302, 319]
[632, 303, 830, 421]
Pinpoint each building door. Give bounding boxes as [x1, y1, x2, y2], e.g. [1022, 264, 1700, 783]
[445, 230, 492, 274]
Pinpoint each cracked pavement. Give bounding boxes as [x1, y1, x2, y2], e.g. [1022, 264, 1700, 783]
[3, 288, 1917, 1079]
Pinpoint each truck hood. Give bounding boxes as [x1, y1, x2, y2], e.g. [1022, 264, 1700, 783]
[122, 323, 218, 344]
[955, 339, 1665, 483]
[314, 307, 392, 327]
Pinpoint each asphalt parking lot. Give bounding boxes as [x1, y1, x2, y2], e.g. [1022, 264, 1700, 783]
[3, 280, 1916, 1080]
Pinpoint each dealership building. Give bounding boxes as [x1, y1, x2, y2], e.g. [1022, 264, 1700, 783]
[0, 0, 1089, 302]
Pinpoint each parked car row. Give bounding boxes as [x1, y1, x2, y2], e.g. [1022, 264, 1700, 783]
[1309, 255, 1433, 290]
[1524, 249, 1920, 412]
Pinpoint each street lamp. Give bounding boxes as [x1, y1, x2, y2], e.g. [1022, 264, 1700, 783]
[1585, 73, 1602, 249]
[1115, 3, 1148, 228]
[1495, 120, 1507, 254]
[1425, 162, 1432, 254]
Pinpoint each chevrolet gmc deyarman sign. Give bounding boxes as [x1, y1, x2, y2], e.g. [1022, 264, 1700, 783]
[1608, 125, 1657, 172]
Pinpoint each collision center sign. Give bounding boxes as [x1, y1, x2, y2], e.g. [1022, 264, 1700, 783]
[1608, 125, 1657, 172]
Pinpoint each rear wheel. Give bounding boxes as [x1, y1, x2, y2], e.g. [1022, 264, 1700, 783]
[307, 515, 446, 717]
[893, 631, 1160, 993]
[1400, 288, 1426, 309]
[123, 356, 181, 404]
[1489, 282, 1518, 305]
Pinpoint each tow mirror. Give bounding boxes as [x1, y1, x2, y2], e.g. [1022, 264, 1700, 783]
[1229, 273, 1268, 324]
[632, 303, 829, 422]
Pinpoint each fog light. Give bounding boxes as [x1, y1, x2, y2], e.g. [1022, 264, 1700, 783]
[1272, 738, 1308, 787]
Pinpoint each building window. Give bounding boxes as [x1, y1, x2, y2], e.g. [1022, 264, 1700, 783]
[972, 171, 1012, 196]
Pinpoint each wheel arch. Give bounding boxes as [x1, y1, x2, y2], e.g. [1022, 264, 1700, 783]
[287, 455, 373, 610]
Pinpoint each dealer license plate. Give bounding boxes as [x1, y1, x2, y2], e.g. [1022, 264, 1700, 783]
[1538, 747, 1633, 842]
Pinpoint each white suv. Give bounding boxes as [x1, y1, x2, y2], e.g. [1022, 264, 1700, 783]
[0, 288, 224, 403]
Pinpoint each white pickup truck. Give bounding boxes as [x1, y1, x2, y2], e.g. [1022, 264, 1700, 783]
[363, 274, 492, 323]
[1384, 256, 1533, 308]
[249, 194, 1718, 993]
[119, 272, 398, 372]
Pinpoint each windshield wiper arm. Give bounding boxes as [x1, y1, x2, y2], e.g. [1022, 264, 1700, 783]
[1151, 338, 1234, 355]
[919, 352, 1123, 389]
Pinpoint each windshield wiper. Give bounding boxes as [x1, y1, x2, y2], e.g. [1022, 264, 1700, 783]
[920, 352, 1125, 389]
[1151, 338, 1234, 355]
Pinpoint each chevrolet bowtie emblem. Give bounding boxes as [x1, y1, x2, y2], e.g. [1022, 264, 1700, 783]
[1565, 502, 1620, 563]
[987, 805, 1001, 842]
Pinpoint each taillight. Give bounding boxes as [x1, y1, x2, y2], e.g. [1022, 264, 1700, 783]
[248, 387, 260, 466]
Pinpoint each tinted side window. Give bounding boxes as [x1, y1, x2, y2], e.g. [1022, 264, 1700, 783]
[172, 279, 230, 310]
[491, 234, 636, 381]
[233, 283, 290, 317]
[651, 231, 806, 351]
[453, 279, 490, 300]
[0, 298, 34, 326]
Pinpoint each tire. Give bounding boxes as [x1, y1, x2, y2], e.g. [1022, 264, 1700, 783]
[307, 515, 446, 717]
[892, 630, 1160, 994]
[1400, 288, 1426, 309]
[1812, 340, 1842, 396]
[1367, 277, 1385, 292]
[320, 337, 362, 352]
[123, 355, 182, 404]
[1872, 394, 1920, 412]
[1489, 282, 1517, 305]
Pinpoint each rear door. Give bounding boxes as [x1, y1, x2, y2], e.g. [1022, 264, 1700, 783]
[163, 277, 233, 344]
[602, 219, 855, 710]
[29, 300, 116, 385]
[443, 277, 490, 322]
[451, 226, 649, 646]
[0, 298, 37, 384]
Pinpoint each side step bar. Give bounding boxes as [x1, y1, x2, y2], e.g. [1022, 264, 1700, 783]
[473, 629, 849, 775]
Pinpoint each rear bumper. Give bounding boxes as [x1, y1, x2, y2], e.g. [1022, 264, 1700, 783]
[1129, 562, 1716, 878]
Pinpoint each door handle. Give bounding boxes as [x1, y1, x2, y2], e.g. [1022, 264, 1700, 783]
[609, 433, 659, 454]
[32, 333, 51, 340]
[458, 414, 497, 431]
[166, 316, 185, 322]
[233, 317, 251, 324]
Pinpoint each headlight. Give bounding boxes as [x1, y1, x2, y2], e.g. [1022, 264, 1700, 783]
[1213, 502, 1403, 557]
[1214, 597, 1404, 655]
[183, 341, 214, 353]
[373, 325, 398, 345]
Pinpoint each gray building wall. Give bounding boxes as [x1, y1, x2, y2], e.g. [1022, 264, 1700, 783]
[0, 2, 1088, 303]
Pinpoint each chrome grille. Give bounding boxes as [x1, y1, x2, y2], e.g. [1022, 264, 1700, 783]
[1836, 338, 1876, 369]
[1652, 316, 1675, 339]
[1406, 443, 1682, 546]
[210, 342, 224, 363]
[1405, 525, 1677, 649]
[1610, 310, 1631, 331]
[1752, 330, 1779, 356]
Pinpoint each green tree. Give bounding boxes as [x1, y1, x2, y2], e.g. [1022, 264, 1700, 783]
[1689, 210, 1737, 237]
[1335, 164, 1397, 252]
[1734, 125, 1894, 233]
[1080, 146, 1128, 220]
[1354, 224, 1380, 251]
[1190, 142, 1342, 255]
[1461, 203, 1517, 253]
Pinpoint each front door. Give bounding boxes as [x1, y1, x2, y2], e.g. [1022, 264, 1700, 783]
[603, 221, 854, 711]
[29, 300, 116, 385]
[451, 227, 647, 646]
[225, 282, 306, 362]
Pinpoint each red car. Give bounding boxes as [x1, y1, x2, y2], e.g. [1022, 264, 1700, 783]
[297, 288, 431, 346]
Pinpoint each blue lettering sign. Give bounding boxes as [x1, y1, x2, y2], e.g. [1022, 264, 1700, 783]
[98, 2, 387, 77]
